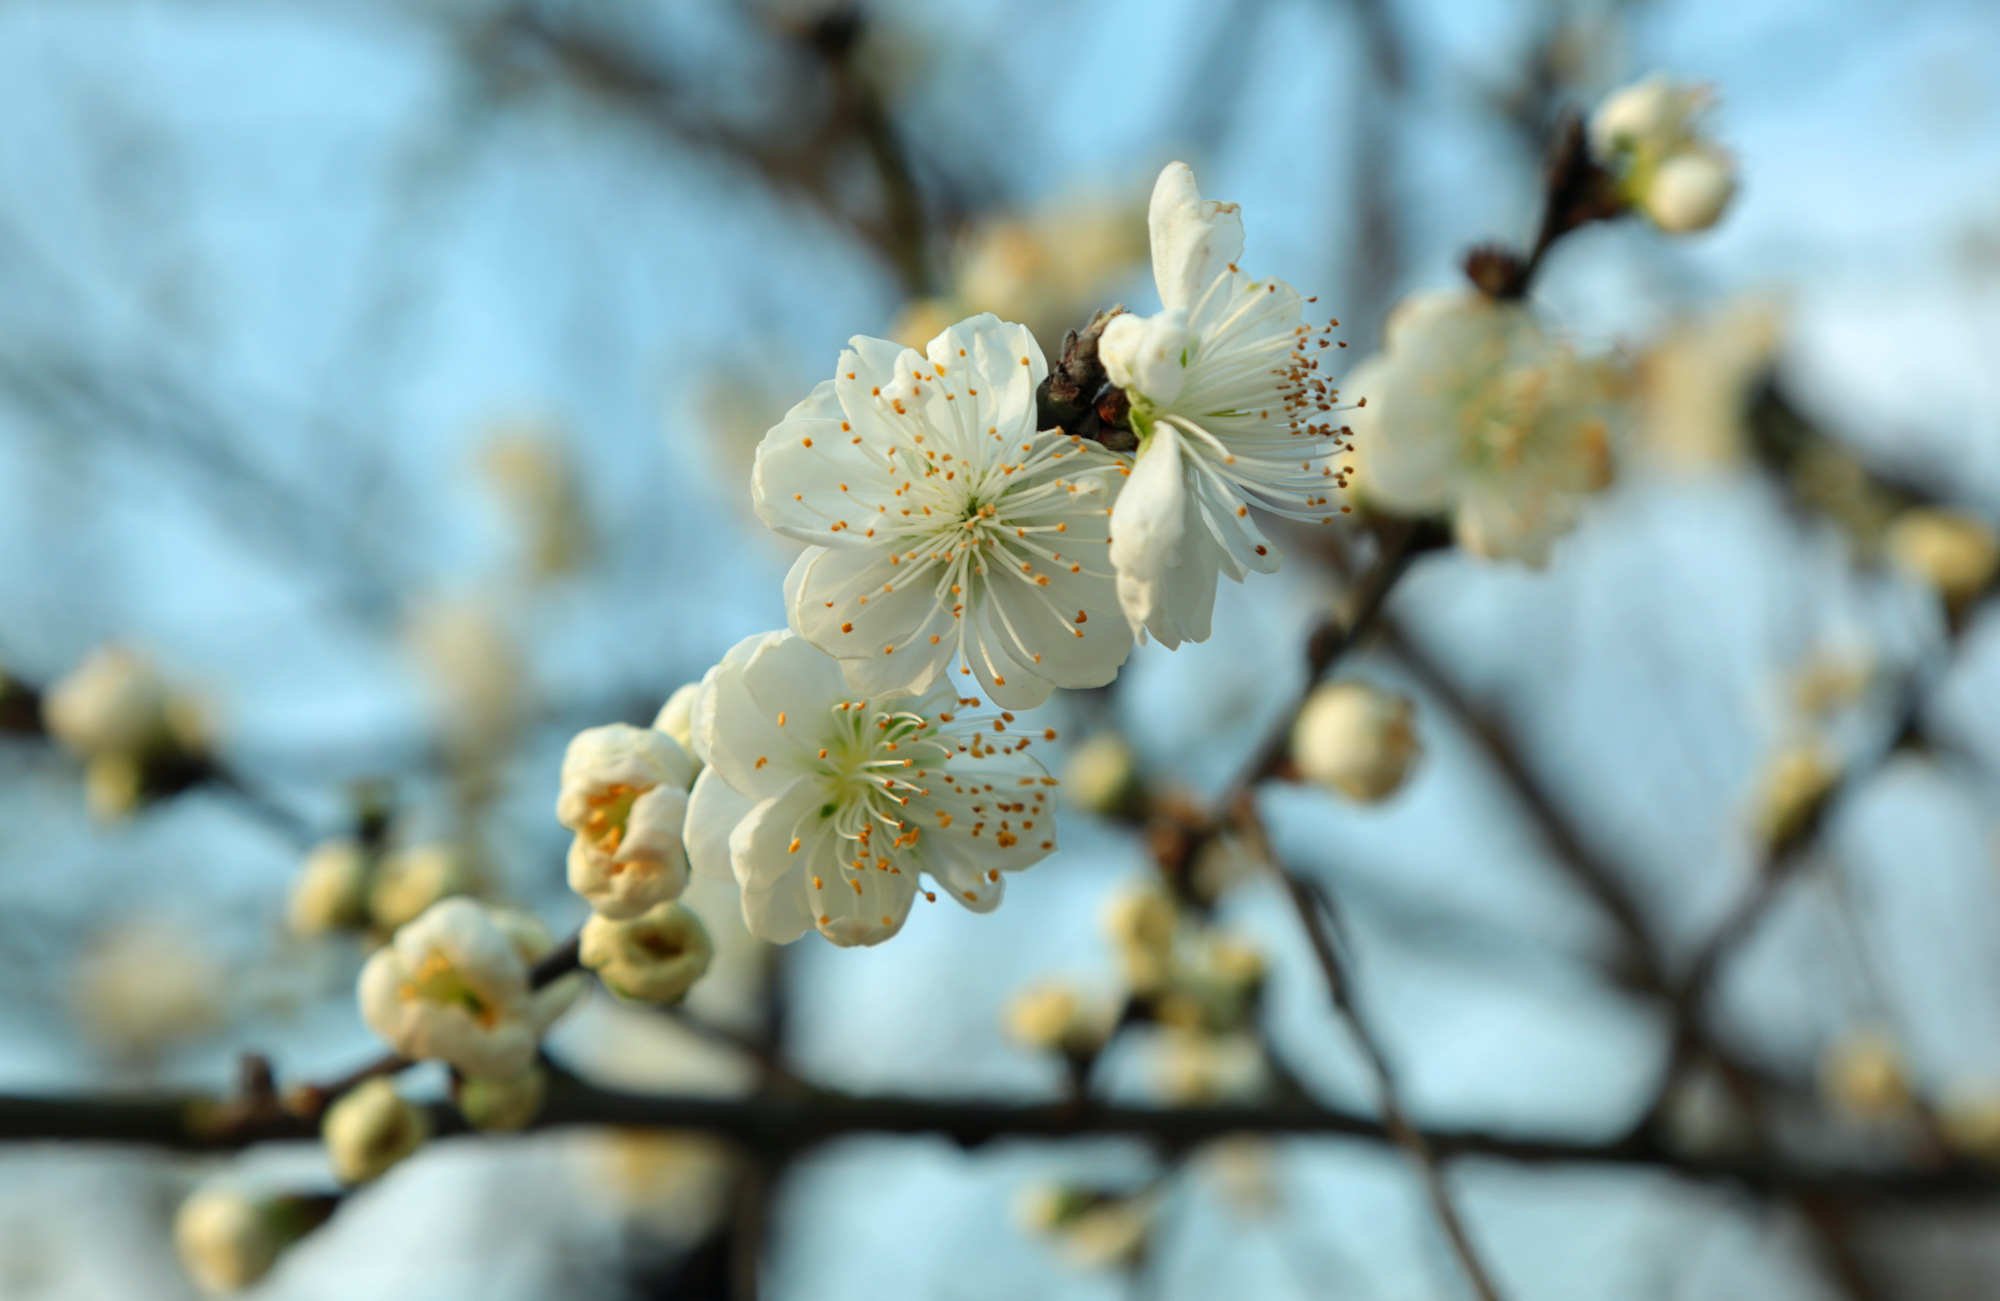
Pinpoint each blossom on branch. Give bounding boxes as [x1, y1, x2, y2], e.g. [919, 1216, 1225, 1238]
[559, 722, 699, 919]
[1589, 74, 1737, 234]
[322, 1077, 429, 1184]
[753, 313, 1131, 709]
[682, 631, 1059, 947]
[1096, 163, 1353, 647]
[1348, 291, 1621, 563]
[581, 900, 714, 1004]
[1290, 680, 1421, 803]
[357, 898, 579, 1079]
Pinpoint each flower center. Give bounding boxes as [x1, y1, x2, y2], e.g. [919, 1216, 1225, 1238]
[581, 782, 649, 855]
[401, 950, 499, 1028]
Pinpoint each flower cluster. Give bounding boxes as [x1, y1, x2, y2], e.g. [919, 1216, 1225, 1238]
[1589, 74, 1737, 234]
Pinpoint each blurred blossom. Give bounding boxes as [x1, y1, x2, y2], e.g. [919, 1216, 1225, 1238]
[753, 313, 1130, 708]
[1289, 680, 1421, 803]
[75, 920, 224, 1065]
[1749, 743, 1839, 851]
[683, 631, 1059, 947]
[1099, 163, 1353, 648]
[357, 898, 579, 1079]
[457, 1063, 548, 1132]
[1636, 300, 1781, 471]
[1156, 1028, 1268, 1104]
[581, 901, 715, 1004]
[479, 421, 593, 581]
[559, 722, 699, 919]
[1003, 982, 1116, 1058]
[369, 842, 476, 933]
[288, 839, 374, 937]
[1884, 507, 2000, 613]
[892, 194, 1146, 354]
[322, 1077, 430, 1184]
[1104, 885, 1179, 995]
[1589, 74, 1738, 233]
[1196, 1138, 1282, 1218]
[43, 646, 209, 818]
[174, 1186, 321, 1295]
[1818, 1028, 1913, 1122]
[1016, 1184, 1154, 1270]
[405, 599, 524, 766]
[1062, 732, 1141, 817]
[1349, 292, 1623, 563]
[584, 1132, 738, 1243]
[1939, 1085, 2000, 1162]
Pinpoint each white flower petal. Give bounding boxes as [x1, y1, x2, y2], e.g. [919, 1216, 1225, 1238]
[685, 765, 757, 881]
[1099, 309, 1191, 407]
[1109, 425, 1189, 641]
[1148, 162, 1245, 313]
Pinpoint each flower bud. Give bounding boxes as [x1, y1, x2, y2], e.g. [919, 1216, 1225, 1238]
[1751, 743, 1838, 850]
[1103, 887, 1177, 995]
[1589, 75, 1683, 157]
[652, 683, 701, 756]
[581, 901, 714, 1004]
[1818, 1029, 1911, 1121]
[1885, 508, 2000, 611]
[1644, 149, 1736, 233]
[1290, 682, 1421, 803]
[1004, 983, 1115, 1058]
[1063, 733, 1141, 817]
[1017, 1185, 1152, 1269]
[289, 840, 373, 936]
[322, 1077, 429, 1185]
[76, 921, 223, 1062]
[1157, 1029, 1267, 1105]
[369, 843, 473, 933]
[458, 1063, 548, 1132]
[42, 645, 174, 760]
[1099, 307, 1192, 407]
[174, 1187, 323, 1294]
[1940, 1084, 2000, 1163]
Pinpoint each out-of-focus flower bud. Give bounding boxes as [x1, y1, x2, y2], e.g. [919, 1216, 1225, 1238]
[1819, 1029, 1912, 1121]
[83, 754, 146, 820]
[458, 1062, 548, 1132]
[1104, 886, 1177, 995]
[653, 683, 701, 756]
[581, 901, 714, 1004]
[1004, 983, 1116, 1059]
[76, 921, 223, 1063]
[322, 1077, 429, 1185]
[1646, 149, 1736, 233]
[174, 1187, 327, 1294]
[1751, 743, 1838, 851]
[1291, 681, 1421, 803]
[1885, 508, 2000, 613]
[43, 645, 174, 760]
[289, 840, 373, 936]
[369, 843, 473, 933]
[480, 423, 592, 581]
[1063, 732, 1141, 817]
[1017, 1184, 1153, 1269]
[1157, 1029, 1268, 1105]
[1589, 74, 1736, 234]
[1940, 1084, 2000, 1162]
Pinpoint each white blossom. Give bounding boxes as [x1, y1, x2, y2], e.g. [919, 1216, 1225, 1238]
[1096, 163, 1352, 647]
[581, 900, 714, 1004]
[173, 1188, 297, 1295]
[357, 898, 577, 1079]
[43, 645, 183, 759]
[1004, 982, 1115, 1057]
[682, 631, 1059, 947]
[1347, 291, 1620, 564]
[288, 839, 372, 936]
[1290, 681, 1421, 803]
[558, 722, 699, 919]
[1589, 74, 1737, 234]
[322, 1077, 429, 1185]
[752, 312, 1131, 709]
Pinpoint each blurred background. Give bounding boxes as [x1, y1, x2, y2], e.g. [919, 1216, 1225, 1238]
[3, 0, 2000, 1297]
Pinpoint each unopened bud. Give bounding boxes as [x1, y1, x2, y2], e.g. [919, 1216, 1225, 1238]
[289, 840, 373, 936]
[322, 1077, 429, 1185]
[1644, 149, 1735, 233]
[1818, 1029, 1911, 1121]
[1885, 508, 2000, 612]
[458, 1063, 547, 1132]
[1063, 732, 1141, 816]
[1751, 744, 1838, 850]
[174, 1186, 326, 1294]
[652, 682, 701, 755]
[369, 843, 473, 933]
[581, 901, 714, 1004]
[1104, 887, 1177, 995]
[1291, 682, 1421, 802]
